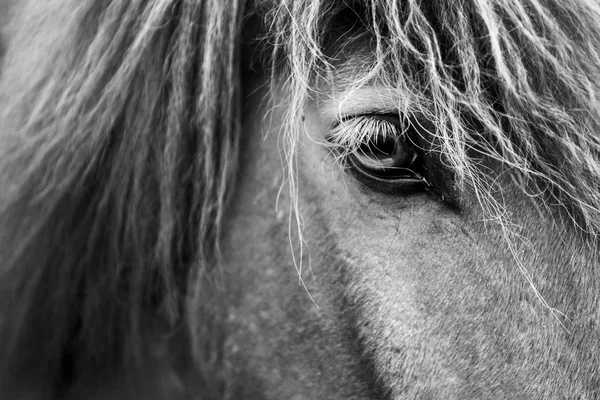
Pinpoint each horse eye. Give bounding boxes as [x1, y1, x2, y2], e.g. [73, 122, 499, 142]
[332, 115, 429, 193]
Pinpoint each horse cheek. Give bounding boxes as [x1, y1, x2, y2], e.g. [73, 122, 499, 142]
[221, 87, 373, 399]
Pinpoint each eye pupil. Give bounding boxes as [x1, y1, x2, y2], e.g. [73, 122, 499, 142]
[357, 136, 396, 166]
[353, 133, 417, 178]
[363, 135, 394, 157]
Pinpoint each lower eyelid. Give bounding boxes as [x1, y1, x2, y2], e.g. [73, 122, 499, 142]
[345, 154, 430, 192]
[348, 166, 428, 195]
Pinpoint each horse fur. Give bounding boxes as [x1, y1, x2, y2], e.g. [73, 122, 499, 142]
[1, 0, 600, 398]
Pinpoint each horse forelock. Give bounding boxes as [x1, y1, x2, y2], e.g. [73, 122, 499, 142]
[257, 0, 600, 242]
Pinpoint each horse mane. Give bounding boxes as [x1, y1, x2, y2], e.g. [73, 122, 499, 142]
[0, 0, 245, 396]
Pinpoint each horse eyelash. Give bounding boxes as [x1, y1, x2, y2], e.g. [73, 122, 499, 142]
[326, 114, 403, 156]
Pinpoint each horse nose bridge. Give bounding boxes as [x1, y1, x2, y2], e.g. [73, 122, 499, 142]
[344, 276, 463, 398]
[342, 247, 592, 400]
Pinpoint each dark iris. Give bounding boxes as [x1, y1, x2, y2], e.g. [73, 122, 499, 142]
[351, 131, 419, 180]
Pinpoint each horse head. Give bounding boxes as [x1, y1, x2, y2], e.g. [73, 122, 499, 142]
[1, 0, 600, 399]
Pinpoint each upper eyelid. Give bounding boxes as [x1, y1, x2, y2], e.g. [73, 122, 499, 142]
[319, 86, 403, 123]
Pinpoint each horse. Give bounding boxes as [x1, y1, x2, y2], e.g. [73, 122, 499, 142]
[1, 0, 600, 398]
